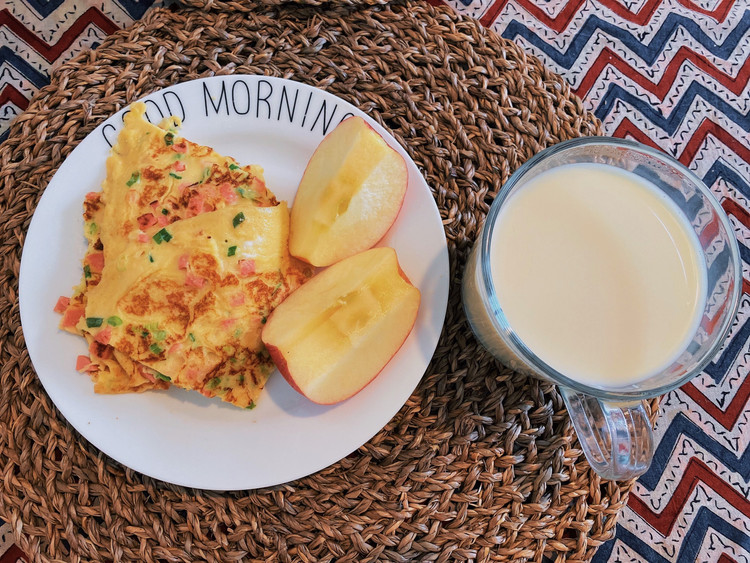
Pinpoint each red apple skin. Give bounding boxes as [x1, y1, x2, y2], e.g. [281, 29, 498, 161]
[263, 341, 304, 396]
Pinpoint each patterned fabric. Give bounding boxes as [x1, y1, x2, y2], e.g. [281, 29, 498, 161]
[0, 0, 160, 142]
[1, 0, 748, 561]
[444, 1, 750, 561]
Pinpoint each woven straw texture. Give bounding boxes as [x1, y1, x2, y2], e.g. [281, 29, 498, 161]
[0, 1, 652, 561]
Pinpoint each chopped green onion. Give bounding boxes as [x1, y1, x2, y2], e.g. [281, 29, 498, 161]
[148, 254, 154, 263]
[238, 374, 245, 384]
[141, 330, 149, 338]
[152, 228, 172, 244]
[149, 343, 163, 355]
[227, 245, 237, 257]
[261, 316, 267, 324]
[245, 402, 256, 410]
[86, 317, 103, 328]
[232, 212, 245, 228]
[207, 377, 221, 389]
[83, 264, 92, 279]
[161, 208, 169, 215]
[126, 171, 140, 186]
[155, 373, 171, 382]
[107, 316, 122, 327]
[271, 281, 283, 295]
[188, 333, 196, 342]
[236, 187, 255, 200]
[164, 132, 174, 146]
[233, 328, 242, 338]
[201, 167, 212, 182]
[88, 222, 98, 235]
[229, 163, 241, 171]
[153, 329, 167, 341]
[169, 172, 182, 179]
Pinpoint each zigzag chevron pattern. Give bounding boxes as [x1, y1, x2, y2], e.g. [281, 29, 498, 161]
[443, 1, 750, 561]
[0, 1, 160, 143]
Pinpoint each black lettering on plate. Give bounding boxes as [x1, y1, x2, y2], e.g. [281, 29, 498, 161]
[203, 81, 230, 116]
[101, 123, 117, 148]
[256, 79, 273, 119]
[310, 100, 338, 135]
[162, 91, 186, 121]
[231, 80, 251, 115]
[277, 85, 299, 123]
[339, 112, 355, 124]
[301, 91, 314, 127]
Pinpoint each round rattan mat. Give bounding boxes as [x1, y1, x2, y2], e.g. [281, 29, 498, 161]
[0, 1, 654, 561]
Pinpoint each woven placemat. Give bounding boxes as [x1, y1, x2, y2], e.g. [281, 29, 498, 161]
[0, 1, 653, 561]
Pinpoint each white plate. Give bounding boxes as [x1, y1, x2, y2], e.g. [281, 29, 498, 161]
[19, 76, 449, 490]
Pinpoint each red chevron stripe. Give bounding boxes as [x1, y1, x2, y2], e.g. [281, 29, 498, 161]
[0, 8, 119, 64]
[479, 0, 733, 32]
[628, 457, 750, 536]
[612, 118, 750, 169]
[678, 119, 750, 167]
[682, 373, 750, 430]
[0, 84, 29, 111]
[574, 46, 750, 100]
[718, 555, 739, 563]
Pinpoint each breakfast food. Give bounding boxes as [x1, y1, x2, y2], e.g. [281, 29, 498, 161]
[262, 247, 421, 404]
[57, 102, 311, 407]
[289, 116, 407, 267]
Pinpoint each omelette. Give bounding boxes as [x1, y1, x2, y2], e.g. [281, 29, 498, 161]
[57, 102, 311, 407]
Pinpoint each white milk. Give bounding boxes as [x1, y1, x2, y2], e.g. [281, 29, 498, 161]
[483, 163, 706, 388]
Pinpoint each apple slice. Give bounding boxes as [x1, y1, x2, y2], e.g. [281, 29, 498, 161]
[261, 247, 420, 404]
[289, 116, 408, 267]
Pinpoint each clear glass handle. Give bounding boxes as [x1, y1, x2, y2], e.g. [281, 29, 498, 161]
[560, 387, 654, 481]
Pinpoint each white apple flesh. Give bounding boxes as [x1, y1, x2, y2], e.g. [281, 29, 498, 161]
[289, 116, 408, 267]
[261, 247, 420, 404]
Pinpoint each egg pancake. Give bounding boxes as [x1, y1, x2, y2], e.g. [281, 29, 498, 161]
[58, 102, 311, 406]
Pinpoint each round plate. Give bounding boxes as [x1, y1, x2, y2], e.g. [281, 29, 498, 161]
[19, 76, 449, 491]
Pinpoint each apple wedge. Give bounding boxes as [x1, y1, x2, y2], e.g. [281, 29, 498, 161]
[261, 247, 420, 404]
[289, 116, 408, 267]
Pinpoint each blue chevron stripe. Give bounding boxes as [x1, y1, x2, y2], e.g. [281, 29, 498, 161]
[18, 0, 158, 19]
[594, 82, 750, 133]
[640, 412, 750, 491]
[593, 509, 750, 563]
[0, 47, 50, 89]
[704, 313, 750, 382]
[703, 160, 750, 201]
[501, 11, 750, 69]
[14, 0, 67, 18]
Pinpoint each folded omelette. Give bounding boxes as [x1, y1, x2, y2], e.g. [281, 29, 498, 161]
[57, 102, 311, 408]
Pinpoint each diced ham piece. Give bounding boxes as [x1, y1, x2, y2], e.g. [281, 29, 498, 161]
[137, 213, 157, 230]
[187, 195, 205, 218]
[221, 318, 237, 329]
[229, 293, 245, 307]
[168, 342, 182, 355]
[178, 254, 190, 270]
[127, 190, 139, 204]
[94, 326, 112, 345]
[157, 213, 169, 227]
[61, 306, 85, 329]
[54, 296, 71, 314]
[219, 183, 238, 204]
[172, 141, 188, 153]
[85, 192, 100, 202]
[85, 252, 105, 273]
[138, 365, 157, 383]
[174, 161, 186, 172]
[185, 272, 205, 288]
[76, 355, 92, 372]
[137, 233, 150, 243]
[238, 259, 256, 277]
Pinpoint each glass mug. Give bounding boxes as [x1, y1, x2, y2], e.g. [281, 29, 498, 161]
[462, 137, 742, 480]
